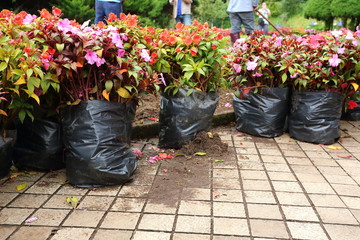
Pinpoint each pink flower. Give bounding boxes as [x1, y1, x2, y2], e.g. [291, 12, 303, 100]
[110, 32, 124, 48]
[148, 155, 161, 163]
[22, 14, 36, 24]
[117, 49, 125, 58]
[246, 61, 257, 71]
[252, 72, 263, 77]
[85, 50, 105, 66]
[331, 30, 342, 38]
[132, 148, 143, 155]
[160, 73, 167, 86]
[224, 103, 232, 108]
[329, 54, 341, 67]
[290, 72, 298, 78]
[233, 64, 241, 73]
[337, 48, 345, 54]
[275, 37, 283, 46]
[352, 40, 358, 47]
[141, 49, 151, 62]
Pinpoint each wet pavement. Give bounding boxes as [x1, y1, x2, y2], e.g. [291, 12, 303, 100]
[1, 120, 360, 240]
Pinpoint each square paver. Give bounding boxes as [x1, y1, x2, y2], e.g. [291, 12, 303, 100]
[0, 193, 18, 207]
[340, 196, 360, 209]
[93, 229, 132, 240]
[242, 180, 272, 191]
[240, 170, 268, 180]
[0, 226, 17, 239]
[244, 191, 276, 204]
[56, 185, 89, 196]
[267, 172, 297, 181]
[26, 209, 70, 226]
[316, 207, 358, 225]
[101, 212, 140, 229]
[8, 194, 50, 208]
[281, 206, 319, 221]
[295, 173, 327, 183]
[118, 185, 151, 198]
[213, 202, 246, 217]
[287, 222, 328, 240]
[178, 200, 211, 216]
[51, 227, 94, 240]
[138, 213, 175, 231]
[213, 217, 249, 236]
[212, 189, 243, 202]
[144, 199, 178, 214]
[264, 163, 291, 172]
[43, 195, 82, 209]
[309, 194, 346, 208]
[213, 169, 239, 178]
[63, 210, 104, 227]
[182, 188, 210, 201]
[261, 155, 286, 163]
[132, 231, 171, 240]
[247, 204, 282, 220]
[111, 197, 146, 212]
[212, 178, 241, 189]
[88, 185, 121, 196]
[250, 219, 289, 239]
[173, 233, 210, 240]
[175, 215, 211, 234]
[78, 196, 114, 211]
[272, 181, 303, 193]
[0, 208, 34, 224]
[331, 184, 360, 197]
[276, 192, 310, 206]
[325, 224, 360, 240]
[8, 226, 53, 240]
[25, 182, 61, 195]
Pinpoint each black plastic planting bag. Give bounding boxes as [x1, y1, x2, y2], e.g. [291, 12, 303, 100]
[158, 88, 219, 149]
[61, 100, 137, 188]
[13, 118, 65, 171]
[289, 91, 345, 145]
[233, 88, 290, 138]
[0, 138, 13, 179]
[341, 100, 360, 121]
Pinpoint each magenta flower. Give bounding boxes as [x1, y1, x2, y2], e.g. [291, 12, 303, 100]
[141, 49, 151, 62]
[246, 60, 257, 71]
[22, 14, 36, 24]
[337, 48, 345, 54]
[233, 64, 241, 73]
[85, 50, 98, 65]
[160, 73, 167, 86]
[329, 54, 341, 67]
[275, 37, 283, 46]
[224, 103, 232, 108]
[110, 32, 124, 48]
[117, 49, 125, 58]
[252, 72, 263, 77]
[148, 155, 161, 163]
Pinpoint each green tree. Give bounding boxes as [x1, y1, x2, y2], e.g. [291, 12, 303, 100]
[304, 0, 333, 30]
[331, 0, 360, 30]
[52, 0, 94, 23]
[194, 0, 229, 28]
[281, 0, 306, 18]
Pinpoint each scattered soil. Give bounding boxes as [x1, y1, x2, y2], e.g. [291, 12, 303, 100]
[134, 89, 234, 124]
[146, 131, 232, 206]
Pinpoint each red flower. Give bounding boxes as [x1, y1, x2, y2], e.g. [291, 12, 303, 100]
[147, 26, 155, 34]
[107, 13, 117, 22]
[144, 35, 152, 44]
[168, 36, 177, 45]
[52, 7, 62, 17]
[190, 48, 197, 56]
[175, 48, 181, 53]
[192, 34, 202, 45]
[216, 34, 223, 40]
[175, 22, 184, 30]
[184, 36, 192, 46]
[39, 9, 52, 20]
[211, 44, 217, 49]
[348, 100, 358, 110]
[24, 46, 32, 54]
[120, 13, 126, 20]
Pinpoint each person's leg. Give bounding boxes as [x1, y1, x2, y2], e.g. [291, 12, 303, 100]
[264, 24, 269, 35]
[103, 1, 121, 19]
[242, 11, 255, 35]
[175, 15, 183, 24]
[183, 14, 192, 25]
[94, 0, 105, 24]
[229, 12, 242, 45]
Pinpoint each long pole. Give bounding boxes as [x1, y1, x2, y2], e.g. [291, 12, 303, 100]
[255, 9, 285, 37]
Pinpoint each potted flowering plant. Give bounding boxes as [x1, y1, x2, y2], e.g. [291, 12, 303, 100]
[287, 29, 360, 144]
[29, 10, 160, 187]
[145, 21, 228, 148]
[226, 32, 295, 138]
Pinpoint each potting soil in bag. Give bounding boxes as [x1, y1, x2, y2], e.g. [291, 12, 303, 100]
[61, 100, 137, 188]
[158, 88, 219, 149]
[289, 91, 345, 145]
[0, 137, 13, 179]
[13, 118, 65, 171]
[341, 100, 360, 121]
[233, 88, 290, 138]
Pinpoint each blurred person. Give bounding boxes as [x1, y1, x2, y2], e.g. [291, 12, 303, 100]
[95, 0, 125, 24]
[227, 0, 259, 45]
[257, 2, 271, 35]
[169, 0, 192, 26]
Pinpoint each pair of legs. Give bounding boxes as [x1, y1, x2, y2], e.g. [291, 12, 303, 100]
[258, 24, 269, 35]
[229, 11, 255, 45]
[175, 14, 192, 25]
[94, 0, 123, 24]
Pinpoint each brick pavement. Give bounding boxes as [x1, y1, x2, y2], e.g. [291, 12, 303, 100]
[1, 120, 360, 240]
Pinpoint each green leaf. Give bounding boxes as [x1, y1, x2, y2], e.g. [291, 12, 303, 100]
[105, 80, 113, 92]
[56, 43, 64, 53]
[186, 89, 194, 96]
[16, 184, 27, 191]
[195, 152, 207, 156]
[184, 71, 194, 80]
[26, 69, 34, 79]
[0, 62, 7, 71]
[214, 159, 224, 163]
[66, 197, 79, 209]
[18, 110, 26, 123]
[281, 73, 287, 83]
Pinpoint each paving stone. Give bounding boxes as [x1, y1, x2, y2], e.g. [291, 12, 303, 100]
[111, 197, 146, 212]
[258, 148, 282, 156]
[287, 222, 328, 240]
[101, 212, 140, 229]
[295, 173, 327, 183]
[178, 200, 211, 216]
[212, 178, 241, 189]
[286, 157, 313, 165]
[340, 196, 360, 209]
[324, 224, 360, 240]
[50, 227, 94, 240]
[331, 183, 360, 197]
[63, 210, 104, 227]
[172, 233, 210, 240]
[302, 182, 336, 194]
[244, 191, 276, 204]
[240, 170, 268, 180]
[8, 194, 49, 208]
[213, 202, 246, 217]
[323, 174, 357, 185]
[182, 188, 211, 201]
[281, 205, 319, 221]
[282, 150, 307, 158]
[8, 226, 53, 240]
[213, 217, 249, 236]
[41, 170, 67, 183]
[212, 189, 243, 202]
[264, 163, 291, 172]
[132, 231, 171, 240]
[175, 215, 211, 234]
[0, 208, 34, 224]
[0, 193, 18, 207]
[78, 196, 114, 211]
[0, 181, 34, 193]
[311, 158, 338, 166]
[43, 195, 82, 209]
[26, 209, 70, 226]
[242, 179, 272, 191]
[213, 169, 239, 178]
[309, 194, 346, 208]
[118, 185, 151, 198]
[316, 207, 358, 225]
[25, 182, 61, 195]
[250, 219, 289, 239]
[267, 172, 297, 181]
[275, 192, 310, 206]
[0, 226, 17, 239]
[350, 209, 360, 222]
[144, 200, 178, 214]
[88, 185, 121, 196]
[318, 166, 348, 176]
[291, 165, 320, 174]
[92, 229, 132, 240]
[271, 181, 303, 193]
[213, 236, 250, 240]
[138, 214, 175, 231]
[56, 185, 89, 195]
[247, 204, 283, 220]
